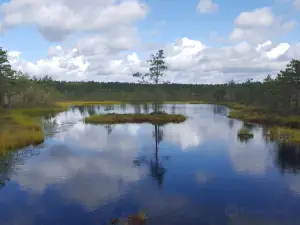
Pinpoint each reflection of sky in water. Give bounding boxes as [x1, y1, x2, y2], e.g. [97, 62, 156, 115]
[0, 104, 300, 225]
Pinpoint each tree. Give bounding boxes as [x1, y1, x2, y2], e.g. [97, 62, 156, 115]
[132, 49, 168, 110]
[133, 50, 168, 85]
[0, 47, 12, 107]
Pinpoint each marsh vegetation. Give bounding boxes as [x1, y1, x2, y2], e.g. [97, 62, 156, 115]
[84, 112, 187, 125]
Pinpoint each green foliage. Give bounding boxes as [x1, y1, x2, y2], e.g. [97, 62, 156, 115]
[84, 113, 187, 125]
[132, 49, 168, 85]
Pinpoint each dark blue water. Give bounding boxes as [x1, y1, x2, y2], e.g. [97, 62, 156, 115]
[1, 104, 300, 225]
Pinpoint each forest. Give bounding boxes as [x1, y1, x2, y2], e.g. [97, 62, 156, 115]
[1, 46, 300, 115]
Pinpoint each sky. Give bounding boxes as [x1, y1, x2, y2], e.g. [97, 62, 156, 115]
[0, 0, 300, 84]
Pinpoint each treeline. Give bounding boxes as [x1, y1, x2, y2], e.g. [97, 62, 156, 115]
[0, 48, 59, 108]
[53, 59, 300, 114]
[1, 46, 300, 114]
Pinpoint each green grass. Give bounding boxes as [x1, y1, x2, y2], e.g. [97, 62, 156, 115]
[266, 127, 300, 143]
[237, 127, 254, 138]
[84, 112, 187, 125]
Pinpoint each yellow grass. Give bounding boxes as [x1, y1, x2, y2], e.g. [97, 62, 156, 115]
[0, 106, 66, 154]
[0, 129, 44, 154]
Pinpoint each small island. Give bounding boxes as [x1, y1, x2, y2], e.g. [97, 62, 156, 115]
[84, 112, 187, 124]
[237, 127, 254, 139]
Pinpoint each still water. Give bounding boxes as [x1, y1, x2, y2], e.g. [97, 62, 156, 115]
[1, 104, 300, 225]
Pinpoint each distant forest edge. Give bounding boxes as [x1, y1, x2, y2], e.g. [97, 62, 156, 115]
[1, 47, 300, 115]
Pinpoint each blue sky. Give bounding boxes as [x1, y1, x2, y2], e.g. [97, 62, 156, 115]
[0, 0, 300, 83]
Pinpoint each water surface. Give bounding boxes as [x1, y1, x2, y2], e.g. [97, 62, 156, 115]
[1, 104, 300, 225]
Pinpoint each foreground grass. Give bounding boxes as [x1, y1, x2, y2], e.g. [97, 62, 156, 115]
[266, 127, 300, 143]
[237, 127, 254, 138]
[0, 111, 44, 154]
[84, 112, 187, 124]
[0, 106, 67, 154]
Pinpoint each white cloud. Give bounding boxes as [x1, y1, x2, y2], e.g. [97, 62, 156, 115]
[266, 43, 290, 59]
[13, 144, 145, 211]
[234, 8, 274, 28]
[230, 7, 296, 43]
[196, 0, 218, 14]
[0, 0, 148, 41]
[8, 37, 300, 84]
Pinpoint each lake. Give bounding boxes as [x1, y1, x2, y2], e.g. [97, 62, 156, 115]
[0, 104, 300, 225]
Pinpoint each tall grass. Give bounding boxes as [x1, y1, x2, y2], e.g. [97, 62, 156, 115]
[84, 112, 187, 124]
[0, 129, 44, 154]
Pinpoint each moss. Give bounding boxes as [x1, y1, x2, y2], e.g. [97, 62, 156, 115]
[266, 127, 300, 143]
[84, 112, 187, 124]
[237, 127, 254, 138]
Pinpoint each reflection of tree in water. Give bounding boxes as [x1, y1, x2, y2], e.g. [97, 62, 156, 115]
[77, 106, 86, 116]
[171, 104, 176, 115]
[275, 143, 300, 174]
[243, 122, 255, 130]
[0, 148, 40, 189]
[151, 102, 163, 113]
[142, 104, 149, 114]
[87, 106, 96, 116]
[105, 105, 115, 113]
[132, 104, 142, 114]
[212, 105, 227, 115]
[42, 117, 60, 138]
[151, 124, 167, 187]
[104, 124, 115, 135]
[134, 123, 167, 188]
[228, 119, 234, 129]
[120, 103, 127, 113]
